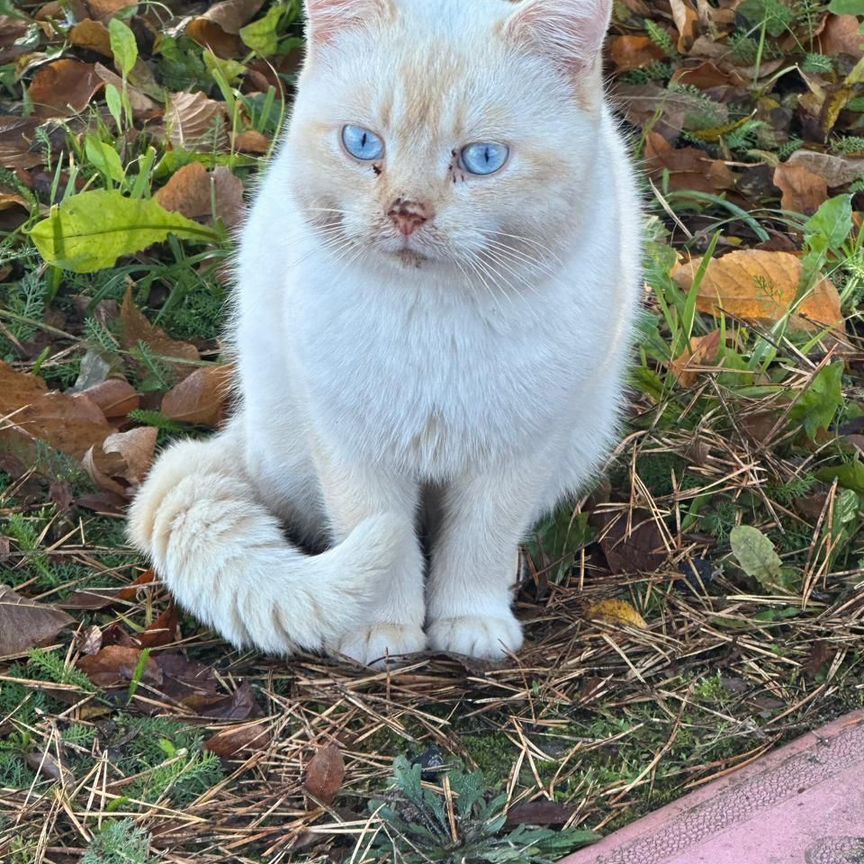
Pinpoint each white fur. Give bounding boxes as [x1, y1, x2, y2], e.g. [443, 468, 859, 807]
[128, 0, 643, 666]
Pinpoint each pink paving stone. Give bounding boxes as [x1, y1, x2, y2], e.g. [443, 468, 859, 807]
[560, 711, 864, 864]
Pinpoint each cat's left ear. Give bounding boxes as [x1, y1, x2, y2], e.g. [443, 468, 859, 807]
[503, 0, 612, 76]
[304, 0, 393, 44]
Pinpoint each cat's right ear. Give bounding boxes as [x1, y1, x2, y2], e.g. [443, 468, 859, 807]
[304, 0, 392, 45]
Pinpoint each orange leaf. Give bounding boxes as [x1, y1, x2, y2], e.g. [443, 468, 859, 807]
[608, 35, 665, 72]
[161, 364, 235, 427]
[773, 162, 828, 216]
[671, 250, 843, 332]
[69, 19, 112, 57]
[670, 329, 722, 387]
[155, 163, 246, 229]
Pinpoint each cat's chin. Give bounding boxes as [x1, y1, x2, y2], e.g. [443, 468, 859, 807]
[384, 249, 430, 269]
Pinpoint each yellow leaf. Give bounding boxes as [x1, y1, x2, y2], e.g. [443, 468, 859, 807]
[671, 250, 843, 332]
[586, 599, 648, 630]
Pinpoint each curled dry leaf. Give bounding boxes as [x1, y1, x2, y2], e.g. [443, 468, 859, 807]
[69, 19, 113, 57]
[138, 604, 180, 648]
[773, 162, 828, 215]
[0, 361, 112, 461]
[77, 644, 162, 689]
[0, 584, 75, 655]
[161, 363, 235, 426]
[671, 250, 843, 332]
[165, 91, 228, 152]
[233, 129, 271, 154]
[609, 35, 665, 72]
[29, 59, 103, 117]
[0, 117, 43, 169]
[594, 509, 668, 574]
[205, 721, 271, 758]
[304, 745, 345, 804]
[186, 19, 244, 59]
[79, 378, 140, 419]
[93, 63, 159, 116]
[201, 0, 265, 33]
[645, 132, 734, 194]
[586, 598, 649, 630]
[83, 425, 158, 497]
[786, 150, 864, 187]
[120, 287, 200, 378]
[670, 329, 722, 387]
[155, 162, 246, 229]
[670, 0, 699, 52]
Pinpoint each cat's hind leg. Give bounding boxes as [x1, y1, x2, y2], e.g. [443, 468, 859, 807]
[127, 424, 411, 656]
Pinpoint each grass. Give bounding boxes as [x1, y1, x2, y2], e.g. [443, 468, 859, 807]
[1, 0, 864, 862]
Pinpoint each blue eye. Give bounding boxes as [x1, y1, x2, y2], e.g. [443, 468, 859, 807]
[342, 125, 384, 161]
[460, 142, 509, 176]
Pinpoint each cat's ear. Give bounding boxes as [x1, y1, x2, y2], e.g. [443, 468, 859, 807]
[304, 0, 392, 44]
[503, 0, 612, 76]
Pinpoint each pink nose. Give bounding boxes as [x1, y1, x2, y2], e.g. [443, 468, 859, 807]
[388, 198, 430, 237]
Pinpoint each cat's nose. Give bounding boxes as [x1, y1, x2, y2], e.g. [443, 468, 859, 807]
[387, 198, 430, 236]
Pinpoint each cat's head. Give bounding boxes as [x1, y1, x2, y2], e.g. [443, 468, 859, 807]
[287, 0, 613, 279]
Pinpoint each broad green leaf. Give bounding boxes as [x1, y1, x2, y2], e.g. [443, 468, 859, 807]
[729, 526, 783, 590]
[84, 136, 124, 183]
[240, 5, 284, 55]
[789, 362, 844, 440]
[109, 18, 138, 77]
[30, 190, 220, 274]
[817, 460, 864, 495]
[804, 194, 854, 254]
[104, 83, 123, 130]
[828, 0, 864, 14]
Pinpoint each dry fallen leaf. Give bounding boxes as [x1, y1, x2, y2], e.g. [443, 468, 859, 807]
[670, 0, 699, 52]
[233, 129, 271, 154]
[93, 63, 159, 117]
[155, 162, 246, 229]
[119, 287, 200, 378]
[0, 361, 112, 460]
[69, 19, 112, 57]
[165, 91, 228, 152]
[786, 150, 864, 187]
[79, 379, 140, 419]
[161, 363, 235, 426]
[29, 59, 104, 117]
[670, 329, 722, 387]
[83, 426, 157, 497]
[609, 35, 665, 72]
[0, 117, 43, 169]
[77, 645, 163, 689]
[672, 250, 844, 332]
[85, 0, 138, 21]
[820, 14, 864, 59]
[304, 745, 345, 804]
[594, 509, 668, 574]
[773, 162, 828, 215]
[586, 598, 649, 630]
[205, 721, 271, 758]
[186, 19, 244, 59]
[0, 584, 75, 655]
[200, 0, 265, 33]
[138, 604, 180, 648]
[645, 132, 734, 193]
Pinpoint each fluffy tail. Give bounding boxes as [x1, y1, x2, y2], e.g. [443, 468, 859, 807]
[127, 435, 409, 655]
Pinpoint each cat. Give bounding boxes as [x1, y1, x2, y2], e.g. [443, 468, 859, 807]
[128, 0, 643, 667]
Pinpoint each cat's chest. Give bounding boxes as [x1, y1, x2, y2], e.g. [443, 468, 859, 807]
[293, 274, 573, 475]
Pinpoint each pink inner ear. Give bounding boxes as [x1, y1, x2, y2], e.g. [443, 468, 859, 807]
[505, 0, 613, 72]
[305, 0, 390, 43]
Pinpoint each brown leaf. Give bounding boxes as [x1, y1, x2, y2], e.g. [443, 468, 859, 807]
[820, 14, 864, 59]
[233, 129, 271, 154]
[119, 287, 200, 378]
[0, 361, 112, 461]
[670, 329, 722, 387]
[69, 19, 112, 57]
[79, 379, 140, 419]
[155, 163, 246, 229]
[83, 426, 158, 497]
[29, 59, 103, 117]
[93, 63, 159, 117]
[161, 364, 235, 426]
[85, 0, 137, 21]
[670, 0, 699, 52]
[76, 625, 103, 656]
[645, 132, 734, 194]
[138, 604, 180, 648]
[586, 598, 649, 630]
[506, 801, 576, 828]
[608, 35, 665, 72]
[77, 645, 162, 689]
[0, 584, 75, 655]
[304, 745, 345, 804]
[0, 117, 43, 170]
[200, 0, 265, 33]
[24, 750, 74, 785]
[786, 150, 864, 187]
[773, 162, 828, 216]
[180, 679, 261, 720]
[672, 61, 747, 91]
[117, 569, 157, 602]
[594, 509, 667, 574]
[671, 250, 843, 332]
[186, 18, 244, 59]
[205, 721, 271, 758]
[165, 91, 228, 152]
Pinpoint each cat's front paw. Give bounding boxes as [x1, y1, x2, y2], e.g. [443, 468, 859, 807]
[331, 623, 427, 668]
[428, 614, 523, 660]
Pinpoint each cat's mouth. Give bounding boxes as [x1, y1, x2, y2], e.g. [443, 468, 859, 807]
[390, 249, 428, 268]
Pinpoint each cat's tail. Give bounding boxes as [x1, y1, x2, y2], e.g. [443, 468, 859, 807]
[127, 435, 410, 655]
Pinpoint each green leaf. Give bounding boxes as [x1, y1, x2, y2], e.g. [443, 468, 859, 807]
[109, 17, 138, 77]
[828, 0, 864, 14]
[817, 460, 864, 495]
[239, 4, 284, 55]
[804, 194, 854, 254]
[729, 526, 783, 591]
[789, 363, 844, 440]
[84, 136, 124, 183]
[29, 190, 220, 274]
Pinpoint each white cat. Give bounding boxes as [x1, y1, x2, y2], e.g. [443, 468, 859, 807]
[128, 0, 643, 667]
